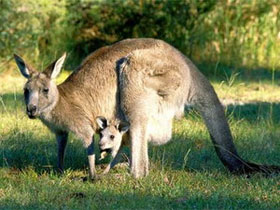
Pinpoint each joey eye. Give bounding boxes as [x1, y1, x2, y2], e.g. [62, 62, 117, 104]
[43, 88, 49, 94]
[110, 135, 115, 140]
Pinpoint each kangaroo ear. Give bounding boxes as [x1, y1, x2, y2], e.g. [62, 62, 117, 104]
[44, 52, 67, 79]
[14, 54, 36, 79]
[96, 116, 108, 129]
[118, 121, 130, 133]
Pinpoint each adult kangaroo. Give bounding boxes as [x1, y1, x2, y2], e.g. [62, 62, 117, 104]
[14, 38, 279, 179]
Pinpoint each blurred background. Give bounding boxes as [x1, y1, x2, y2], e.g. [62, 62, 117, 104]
[0, 0, 280, 77]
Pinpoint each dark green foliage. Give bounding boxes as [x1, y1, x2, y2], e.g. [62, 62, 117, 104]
[63, 0, 216, 68]
[1, 0, 280, 72]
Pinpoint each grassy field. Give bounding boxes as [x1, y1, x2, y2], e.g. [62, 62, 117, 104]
[0, 68, 280, 209]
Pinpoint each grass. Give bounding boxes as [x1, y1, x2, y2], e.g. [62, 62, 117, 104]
[0, 68, 280, 209]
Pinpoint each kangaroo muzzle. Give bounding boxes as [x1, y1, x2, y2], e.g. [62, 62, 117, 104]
[99, 142, 112, 153]
[26, 104, 38, 119]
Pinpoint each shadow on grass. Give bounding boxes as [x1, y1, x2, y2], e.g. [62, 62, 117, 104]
[0, 92, 24, 113]
[150, 102, 280, 172]
[197, 62, 280, 83]
[0, 132, 89, 174]
[150, 132, 280, 174]
[0, 189, 278, 209]
[1, 93, 280, 175]
[226, 102, 280, 123]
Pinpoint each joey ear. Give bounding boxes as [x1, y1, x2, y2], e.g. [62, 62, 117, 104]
[118, 121, 130, 133]
[44, 52, 67, 79]
[96, 116, 108, 129]
[14, 54, 36, 78]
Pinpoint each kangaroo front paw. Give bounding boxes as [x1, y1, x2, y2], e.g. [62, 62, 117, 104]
[102, 166, 111, 175]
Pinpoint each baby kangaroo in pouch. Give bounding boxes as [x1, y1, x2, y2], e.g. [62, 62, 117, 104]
[96, 116, 130, 174]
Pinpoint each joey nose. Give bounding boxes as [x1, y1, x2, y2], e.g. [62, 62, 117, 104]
[99, 142, 107, 150]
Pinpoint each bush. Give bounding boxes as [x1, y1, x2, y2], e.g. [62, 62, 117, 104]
[1, 0, 279, 72]
[63, 0, 216, 68]
[0, 0, 66, 67]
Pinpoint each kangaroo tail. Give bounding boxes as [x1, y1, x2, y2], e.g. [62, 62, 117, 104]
[189, 70, 280, 175]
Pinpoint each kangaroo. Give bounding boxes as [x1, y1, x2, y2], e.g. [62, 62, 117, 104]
[96, 116, 130, 174]
[14, 38, 280, 179]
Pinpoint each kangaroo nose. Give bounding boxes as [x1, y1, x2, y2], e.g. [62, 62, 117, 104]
[27, 104, 37, 114]
[29, 104, 37, 111]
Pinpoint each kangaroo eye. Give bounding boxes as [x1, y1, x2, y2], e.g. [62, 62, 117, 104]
[43, 88, 49, 93]
[24, 88, 29, 93]
[110, 135, 115, 140]
[24, 88, 29, 97]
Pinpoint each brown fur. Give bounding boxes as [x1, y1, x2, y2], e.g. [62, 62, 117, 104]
[14, 38, 280, 179]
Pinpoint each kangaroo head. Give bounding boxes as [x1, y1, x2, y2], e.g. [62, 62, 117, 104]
[14, 53, 66, 119]
[96, 116, 130, 153]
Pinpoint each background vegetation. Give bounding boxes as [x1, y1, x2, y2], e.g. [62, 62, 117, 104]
[0, 0, 280, 209]
[1, 0, 280, 72]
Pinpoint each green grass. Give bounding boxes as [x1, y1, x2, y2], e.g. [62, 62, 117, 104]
[0, 70, 280, 209]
